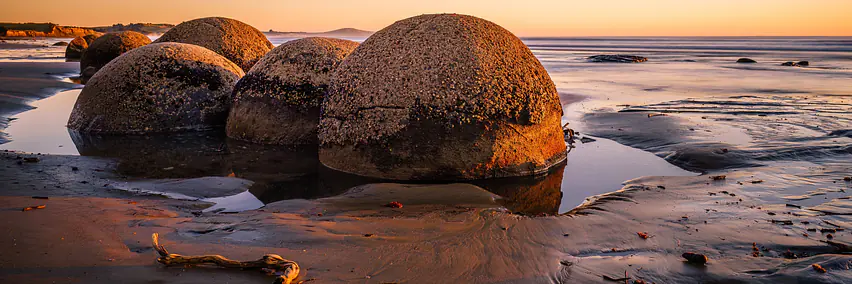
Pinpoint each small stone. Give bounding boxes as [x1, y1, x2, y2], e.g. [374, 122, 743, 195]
[682, 252, 708, 265]
[736, 58, 757, 63]
[385, 201, 403, 208]
[812, 263, 827, 273]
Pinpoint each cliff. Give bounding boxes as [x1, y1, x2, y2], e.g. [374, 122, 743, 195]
[0, 23, 99, 37]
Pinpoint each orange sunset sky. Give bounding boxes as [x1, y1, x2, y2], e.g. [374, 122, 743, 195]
[2, 0, 850, 36]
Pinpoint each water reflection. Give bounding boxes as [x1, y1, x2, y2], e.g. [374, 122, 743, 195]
[69, 130, 564, 215]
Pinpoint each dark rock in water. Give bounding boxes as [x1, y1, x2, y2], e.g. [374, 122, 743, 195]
[781, 61, 809, 67]
[65, 33, 102, 59]
[736, 58, 757, 63]
[320, 14, 567, 180]
[227, 37, 359, 145]
[588, 55, 647, 63]
[154, 17, 273, 71]
[67, 43, 245, 133]
[53, 41, 68, 46]
[682, 252, 708, 265]
[79, 31, 151, 84]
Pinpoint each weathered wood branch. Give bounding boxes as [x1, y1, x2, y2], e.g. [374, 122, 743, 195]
[152, 233, 300, 284]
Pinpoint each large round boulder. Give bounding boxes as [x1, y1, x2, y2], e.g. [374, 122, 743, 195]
[319, 14, 566, 180]
[154, 17, 273, 71]
[65, 33, 102, 59]
[80, 31, 151, 83]
[67, 43, 245, 133]
[227, 37, 359, 145]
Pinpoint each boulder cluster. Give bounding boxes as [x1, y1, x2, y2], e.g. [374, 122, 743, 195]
[67, 14, 567, 181]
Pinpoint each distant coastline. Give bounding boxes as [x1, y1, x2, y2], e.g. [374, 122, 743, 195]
[1, 22, 372, 38]
[265, 28, 373, 38]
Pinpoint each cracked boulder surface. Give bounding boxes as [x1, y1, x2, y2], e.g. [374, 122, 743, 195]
[65, 33, 103, 59]
[80, 31, 151, 84]
[227, 37, 359, 145]
[319, 13, 566, 181]
[154, 17, 273, 71]
[67, 43, 245, 134]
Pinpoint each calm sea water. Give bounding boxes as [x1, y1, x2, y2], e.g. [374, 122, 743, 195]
[2, 36, 850, 213]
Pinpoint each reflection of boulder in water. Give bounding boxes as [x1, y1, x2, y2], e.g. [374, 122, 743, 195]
[226, 140, 380, 203]
[70, 130, 231, 179]
[473, 164, 565, 216]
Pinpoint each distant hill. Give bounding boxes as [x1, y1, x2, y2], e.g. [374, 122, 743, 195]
[265, 28, 373, 38]
[0, 22, 98, 37]
[90, 23, 174, 35]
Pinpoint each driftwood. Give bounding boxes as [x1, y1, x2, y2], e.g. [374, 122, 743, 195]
[152, 233, 300, 284]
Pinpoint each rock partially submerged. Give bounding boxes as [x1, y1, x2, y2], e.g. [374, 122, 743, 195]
[227, 37, 359, 145]
[588, 55, 648, 63]
[67, 43, 244, 133]
[736, 58, 757, 63]
[79, 31, 151, 84]
[320, 14, 567, 180]
[154, 17, 273, 71]
[781, 61, 809, 67]
[65, 34, 102, 59]
[52, 41, 68, 46]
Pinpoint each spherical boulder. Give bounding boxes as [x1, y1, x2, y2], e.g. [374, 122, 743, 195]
[154, 17, 273, 71]
[65, 33, 102, 59]
[319, 14, 567, 180]
[227, 37, 359, 145]
[80, 31, 151, 83]
[68, 42, 245, 133]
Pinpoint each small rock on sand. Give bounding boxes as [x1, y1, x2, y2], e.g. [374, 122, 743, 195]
[682, 252, 708, 264]
[737, 58, 757, 63]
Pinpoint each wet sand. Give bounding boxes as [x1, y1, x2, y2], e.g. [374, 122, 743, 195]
[0, 61, 80, 143]
[2, 151, 851, 283]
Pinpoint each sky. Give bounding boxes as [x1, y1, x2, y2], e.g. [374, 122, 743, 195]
[2, 0, 850, 36]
